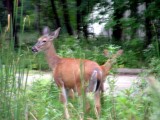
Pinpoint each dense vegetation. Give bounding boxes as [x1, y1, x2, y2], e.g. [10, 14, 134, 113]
[0, 0, 160, 119]
[1, 0, 160, 68]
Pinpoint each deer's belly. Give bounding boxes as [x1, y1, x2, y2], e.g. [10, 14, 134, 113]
[61, 74, 77, 89]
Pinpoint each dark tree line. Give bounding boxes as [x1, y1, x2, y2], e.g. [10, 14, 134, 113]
[0, 0, 160, 49]
[107, 0, 160, 48]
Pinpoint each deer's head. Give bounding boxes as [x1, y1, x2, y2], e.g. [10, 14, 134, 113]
[32, 27, 61, 52]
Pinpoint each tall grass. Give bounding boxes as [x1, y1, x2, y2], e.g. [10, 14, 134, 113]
[0, 0, 29, 119]
[0, 32, 29, 120]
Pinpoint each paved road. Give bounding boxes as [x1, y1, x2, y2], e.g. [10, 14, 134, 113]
[103, 75, 140, 94]
[25, 70, 140, 93]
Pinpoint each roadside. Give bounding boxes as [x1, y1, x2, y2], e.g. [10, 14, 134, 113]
[24, 68, 144, 93]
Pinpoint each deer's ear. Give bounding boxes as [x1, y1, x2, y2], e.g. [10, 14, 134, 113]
[43, 26, 50, 35]
[49, 27, 61, 40]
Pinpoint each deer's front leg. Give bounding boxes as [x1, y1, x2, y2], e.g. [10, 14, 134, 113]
[54, 76, 70, 119]
[59, 85, 70, 119]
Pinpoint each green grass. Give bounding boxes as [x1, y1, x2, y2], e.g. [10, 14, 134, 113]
[23, 74, 152, 120]
[0, 39, 30, 120]
[26, 79, 64, 120]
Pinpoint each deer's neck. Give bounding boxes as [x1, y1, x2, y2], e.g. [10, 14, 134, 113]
[44, 44, 61, 70]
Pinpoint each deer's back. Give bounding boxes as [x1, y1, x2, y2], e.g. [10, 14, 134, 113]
[53, 58, 102, 89]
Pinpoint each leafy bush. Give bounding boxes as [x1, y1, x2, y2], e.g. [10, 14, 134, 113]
[148, 57, 160, 80]
[120, 50, 141, 68]
[55, 36, 109, 64]
[149, 81, 160, 120]
[143, 42, 160, 62]
[118, 38, 145, 68]
[55, 36, 122, 65]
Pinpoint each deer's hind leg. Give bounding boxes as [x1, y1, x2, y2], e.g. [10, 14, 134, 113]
[93, 79, 102, 119]
[94, 89, 101, 117]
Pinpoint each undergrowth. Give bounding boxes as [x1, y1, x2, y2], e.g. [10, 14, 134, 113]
[25, 73, 152, 120]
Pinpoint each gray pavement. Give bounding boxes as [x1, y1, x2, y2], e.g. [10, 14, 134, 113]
[24, 70, 141, 93]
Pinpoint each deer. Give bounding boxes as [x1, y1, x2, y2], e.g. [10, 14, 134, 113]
[32, 27, 122, 119]
[32, 27, 102, 119]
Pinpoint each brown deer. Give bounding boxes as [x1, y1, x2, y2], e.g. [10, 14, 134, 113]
[32, 27, 103, 119]
[32, 27, 122, 119]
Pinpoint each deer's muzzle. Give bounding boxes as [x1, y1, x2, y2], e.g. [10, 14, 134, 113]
[32, 47, 38, 53]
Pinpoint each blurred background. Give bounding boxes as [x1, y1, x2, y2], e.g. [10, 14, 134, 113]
[0, 0, 160, 120]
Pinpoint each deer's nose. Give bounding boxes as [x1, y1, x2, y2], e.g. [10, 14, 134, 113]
[32, 47, 38, 52]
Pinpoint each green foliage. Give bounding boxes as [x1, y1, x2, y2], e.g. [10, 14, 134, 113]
[145, 0, 160, 19]
[56, 36, 97, 59]
[148, 57, 160, 80]
[118, 38, 144, 68]
[149, 83, 160, 120]
[120, 50, 141, 68]
[55, 36, 123, 65]
[143, 43, 158, 62]
[123, 38, 143, 51]
[27, 79, 63, 120]
[103, 74, 152, 120]
[24, 52, 49, 70]
[105, 19, 117, 29]
[120, 17, 140, 36]
[115, 92, 148, 120]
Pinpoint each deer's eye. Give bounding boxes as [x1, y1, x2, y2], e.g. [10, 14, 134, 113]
[42, 40, 46, 43]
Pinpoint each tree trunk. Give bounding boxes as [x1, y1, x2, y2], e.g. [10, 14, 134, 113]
[112, 1, 128, 41]
[130, 0, 138, 19]
[145, 18, 152, 46]
[81, 0, 89, 39]
[76, 0, 81, 38]
[144, 0, 152, 47]
[83, 24, 88, 39]
[129, 0, 138, 39]
[50, 0, 61, 28]
[112, 10, 123, 41]
[60, 0, 73, 35]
